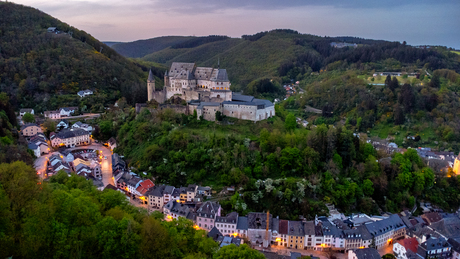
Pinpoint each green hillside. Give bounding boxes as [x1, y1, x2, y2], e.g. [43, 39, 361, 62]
[111, 36, 196, 58]
[0, 2, 150, 112]
[122, 30, 460, 97]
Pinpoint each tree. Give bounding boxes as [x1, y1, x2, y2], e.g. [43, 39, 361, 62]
[42, 119, 56, 136]
[285, 113, 296, 131]
[22, 113, 34, 123]
[382, 254, 396, 259]
[213, 244, 264, 259]
[430, 73, 441, 88]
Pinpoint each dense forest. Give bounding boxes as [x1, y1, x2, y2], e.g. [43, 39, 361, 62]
[0, 2, 155, 112]
[93, 105, 460, 220]
[0, 92, 34, 164]
[0, 161, 266, 258]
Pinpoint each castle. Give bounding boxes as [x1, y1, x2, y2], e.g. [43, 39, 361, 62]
[147, 62, 275, 122]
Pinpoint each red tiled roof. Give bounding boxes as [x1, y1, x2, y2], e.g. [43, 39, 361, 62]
[398, 237, 419, 253]
[279, 220, 289, 235]
[140, 179, 154, 189]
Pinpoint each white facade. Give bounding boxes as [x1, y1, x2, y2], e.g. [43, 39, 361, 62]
[216, 222, 237, 235]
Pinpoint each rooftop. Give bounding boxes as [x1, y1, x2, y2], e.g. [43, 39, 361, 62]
[353, 248, 381, 259]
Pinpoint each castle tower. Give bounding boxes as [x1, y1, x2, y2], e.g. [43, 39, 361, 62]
[164, 70, 169, 87]
[147, 69, 155, 101]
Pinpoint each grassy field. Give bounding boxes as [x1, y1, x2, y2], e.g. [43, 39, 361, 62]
[451, 50, 460, 55]
[368, 122, 438, 147]
[365, 75, 415, 84]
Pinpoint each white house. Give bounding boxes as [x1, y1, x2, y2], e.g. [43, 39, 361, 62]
[215, 212, 238, 236]
[28, 143, 40, 157]
[20, 108, 34, 116]
[56, 119, 70, 129]
[44, 110, 61, 119]
[77, 89, 93, 97]
[59, 107, 77, 117]
[50, 128, 90, 148]
[72, 121, 93, 132]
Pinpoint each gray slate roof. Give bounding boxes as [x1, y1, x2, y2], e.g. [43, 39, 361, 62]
[353, 248, 381, 259]
[237, 216, 248, 230]
[148, 69, 154, 81]
[232, 94, 254, 102]
[365, 214, 405, 237]
[197, 102, 220, 109]
[28, 143, 39, 150]
[55, 128, 88, 139]
[288, 221, 304, 236]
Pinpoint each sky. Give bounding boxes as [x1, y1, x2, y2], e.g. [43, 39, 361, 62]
[11, 0, 460, 49]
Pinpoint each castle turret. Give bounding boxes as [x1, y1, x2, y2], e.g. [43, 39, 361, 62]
[164, 70, 170, 88]
[147, 69, 155, 101]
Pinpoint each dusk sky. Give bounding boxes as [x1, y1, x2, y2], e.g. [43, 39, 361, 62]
[12, 0, 460, 49]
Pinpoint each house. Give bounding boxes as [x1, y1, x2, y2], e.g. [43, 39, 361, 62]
[343, 225, 373, 251]
[147, 185, 166, 211]
[348, 248, 380, 259]
[197, 186, 212, 196]
[208, 227, 223, 241]
[50, 129, 90, 147]
[56, 119, 70, 130]
[274, 219, 289, 247]
[126, 176, 142, 197]
[163, 185, 175, 205]
[21, 123, 42, 137]
[20, 108, 34, 116]
[47, 27, 57, 33]
[59, 107, 78, 117]
[72, 121, 93, 132]
[28, 143, 40, 157]
[195, 201, 221, 231]
[364, 214, 406, 248]
[288, 221, 305, 250]
[215, 212, 238, 236]
[112, 153, 126, 172]
[448, 238, 460, 259]
[186, 184, 198, 202]
[247, 212, 273, 247]
[417, 237, 452, 259]
[107, 137, 117, 151]
[319, 217, 345, 250]
[163, 200, 194, 221]
[29, 133, 50, 155]
[77, 89, 93, 97]
[44, 110, 61, 119]
[236, 216, 248, 238]
[75, 164, 92, 176]
[135, 179, 154, 204]
[92, 163, 102, 179]
[393, 237, 419, 259]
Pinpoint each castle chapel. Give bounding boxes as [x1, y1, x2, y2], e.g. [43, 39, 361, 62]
[147, 62, 275, 122]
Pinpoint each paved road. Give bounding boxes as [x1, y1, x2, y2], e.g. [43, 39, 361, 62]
[68, 142, 114, 187]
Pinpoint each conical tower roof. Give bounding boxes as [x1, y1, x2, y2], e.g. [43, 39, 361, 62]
[148, 69, 154, 81]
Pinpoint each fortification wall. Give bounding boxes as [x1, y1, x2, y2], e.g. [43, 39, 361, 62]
[151, 89, 167, 104]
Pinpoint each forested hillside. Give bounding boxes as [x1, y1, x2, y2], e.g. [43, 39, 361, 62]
[0, 92, 34, 164]
[0, 2, 149, 112]
[114, 29, 459, 98]
[93, 105, 460, 219]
